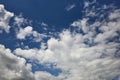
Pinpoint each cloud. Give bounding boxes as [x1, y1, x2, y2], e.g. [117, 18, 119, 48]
[109, 9, 120, 20]
[14, 4, 120, 80]
[35, 71, 58, 80]
[13, 14, 30, 27]
[0, 4, 14, 33]
[65, 4, 76, 11]
[0, 44, 35, 80]
[84, 0, 96, 8]
[0, 1, 120, 80]
[71, 18, 89, 33]
[41, 22, 48, 27]
[17, 26, 33, 39]
[15, 27, 120, 80]
[16, 26, 46, 42]
[0, 44, 59, 80]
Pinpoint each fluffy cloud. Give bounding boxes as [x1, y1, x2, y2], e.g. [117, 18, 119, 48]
[14, 3, 120, 80]
[0, 44, 59, 80]
[0, 4, 14, 33]
[1, 1, 120, 80]
[0, 44, 35, 80]
[15, 29, 120, 80]
[16, 26, 46, 42]
[17, 26, 33, 39]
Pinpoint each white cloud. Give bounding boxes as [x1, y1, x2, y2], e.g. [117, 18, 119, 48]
[71, 18, 89, 33]
[14, 5, 120, 80]
[84, 0, 96, 8]
[32, 31, 47, 42]
[84, 1, 90, 8]
[0, 4, 14, 33]
[14, 15, 28, 27]
[0, 1, 120, 80]
[14, 27, 120, 80]
[16, 26, 46, 42]
[109, 9, 120, 20]
[35, 71, 59, 80]
[65, 4, 76, 11]
[41, 22, 48, 27]
[13, 14, 32, 28]
[17, 26, 33, 39]
[0, 44, 35, 80]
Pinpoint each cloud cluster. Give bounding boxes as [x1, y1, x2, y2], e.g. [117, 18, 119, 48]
[16, 26, 46, 42]
[13, 14, 30, 27]
[14, 2, 120, 80]
[0, 4, 14, 33]
[17, 26, 33, 39]
[15, 30, 120, 80]
[0, 1, 120, 80]
[0, 44, 35, 80]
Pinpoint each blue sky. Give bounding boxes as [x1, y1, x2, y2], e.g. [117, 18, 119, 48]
[0, 0, 83, 50]
[0, 0, 119, 49]
[0, 0, 82, 27]
[0, 0, 120, 80]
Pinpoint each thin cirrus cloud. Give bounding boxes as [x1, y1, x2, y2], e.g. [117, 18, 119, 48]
[0, 0, 120, 80]
[65, 4, 76, 11]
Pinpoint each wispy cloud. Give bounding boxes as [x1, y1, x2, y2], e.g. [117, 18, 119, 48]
[41, 22, 48, 27]
[65, 4, 76, 11]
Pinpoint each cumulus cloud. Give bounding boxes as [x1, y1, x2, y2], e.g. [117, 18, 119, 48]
[1, 1, 120, 80]
[16, 26, 46, 42]
[0, 44, 35, 80]
[15, 27, 120, 80]
[0, 4, 14, 33]
[17, 26, 33, 39]
[14, 3, 120, 80]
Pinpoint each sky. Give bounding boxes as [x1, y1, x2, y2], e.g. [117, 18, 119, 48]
[0, 0, 120, 80]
